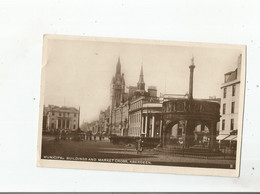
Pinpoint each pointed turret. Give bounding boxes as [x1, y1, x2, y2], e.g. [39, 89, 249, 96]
[111, 57, 126, 109]
[137, 65, 145, 91]
[140, 65, 144, 82]
[116, 57, 121, 76]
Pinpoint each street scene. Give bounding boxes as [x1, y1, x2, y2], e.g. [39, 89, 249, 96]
[39, 36, 244, 172]
[41, 135, 236, 169]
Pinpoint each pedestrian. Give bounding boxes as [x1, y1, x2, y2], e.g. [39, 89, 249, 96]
[136, 137, 144, 154]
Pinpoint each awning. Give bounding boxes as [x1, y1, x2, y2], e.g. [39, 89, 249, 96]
[224, 135, 237, 141]
[216, 134, 229, 141]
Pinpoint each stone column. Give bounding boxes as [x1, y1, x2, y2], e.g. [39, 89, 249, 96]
[162, 120, 166, 147]
[56, 120, 58, 129]
[141, 116, 144, 134]
[185, 120, 195, 148]
[151, 115, 155, 138]
[145, 115, 148, 137]
[159, 119, 163, 146]
[188, 57, 195, 100]
[209, 120, 217, 151]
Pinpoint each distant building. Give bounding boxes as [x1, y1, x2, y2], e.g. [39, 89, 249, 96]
[219, 54, 242, 137]
[99, 111, 106, 133]
[111, 101, 129, 136]
[86, 121, 99, 134]
[98, 106, 110, 134]
[43, 105, 79, 132]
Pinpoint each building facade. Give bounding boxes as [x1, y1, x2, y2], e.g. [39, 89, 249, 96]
[128, 96, 144, 136]
[111, 102, 129, 136]
[110, 57, 126, 109]
[128, 66, 163, 137]
[43, 105, 80, 132]
[86, 121, 99, 134]
[129, 96, 163, 137]
[110, 57, 129, 136]
[98, 106, 110, 134]
[219, 54, 241, 136]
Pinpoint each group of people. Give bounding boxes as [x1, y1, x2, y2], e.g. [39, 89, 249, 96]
[54, 129, 105, 142]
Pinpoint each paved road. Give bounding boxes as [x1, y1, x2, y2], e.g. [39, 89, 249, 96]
[41, 136, 236, 169]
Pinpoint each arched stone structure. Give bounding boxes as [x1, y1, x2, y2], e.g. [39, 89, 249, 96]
[160, 57, 220, 151]
[162, 99, 220, 150]
[164, 120, 179, 145]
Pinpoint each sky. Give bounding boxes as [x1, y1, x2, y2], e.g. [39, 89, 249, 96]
[43, 37, 243, 124]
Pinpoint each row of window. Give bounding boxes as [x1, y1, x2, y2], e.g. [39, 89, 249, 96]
[222, 102, 235, 114]
[223, 84, 236, 98]
[222, 119, 234, 131]
[50, 122, 76, 129]
[130, 113, 141, 123]
[50, 112, 77, 117]
[131, 101, 142, 110]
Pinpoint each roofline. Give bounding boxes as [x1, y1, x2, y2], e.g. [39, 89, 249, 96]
[221, 80, 240, 88]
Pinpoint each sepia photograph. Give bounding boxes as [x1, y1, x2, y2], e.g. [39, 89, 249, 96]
[37, 35, 246, 177]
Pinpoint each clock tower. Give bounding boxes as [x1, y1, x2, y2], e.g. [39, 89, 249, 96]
[110, 57, 125, 109]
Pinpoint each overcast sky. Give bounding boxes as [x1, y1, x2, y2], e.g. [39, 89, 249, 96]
[43, 37, 243, 124]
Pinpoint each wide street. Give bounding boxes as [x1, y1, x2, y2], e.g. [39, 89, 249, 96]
[41, 135, 236, 169]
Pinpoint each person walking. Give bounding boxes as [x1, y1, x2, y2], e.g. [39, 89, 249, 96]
[136, 137, 144, 154]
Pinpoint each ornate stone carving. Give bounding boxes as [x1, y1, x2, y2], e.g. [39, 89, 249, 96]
[176, 101, 184, 111]
[163, 99, 220, 119]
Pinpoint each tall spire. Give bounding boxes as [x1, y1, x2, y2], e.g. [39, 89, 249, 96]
[116, 56, 121, 75]
[137, 65, 145, 90]
[139, 65, 144, 82]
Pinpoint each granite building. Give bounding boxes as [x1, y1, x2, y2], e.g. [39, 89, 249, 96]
[110, 57, 129, 136]
[128, 66, 162, 137]
[218, 54, 242, 141]
[43, 105, 80, 132]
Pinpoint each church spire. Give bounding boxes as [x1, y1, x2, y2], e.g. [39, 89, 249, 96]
[116, 57, 121, 75]
[137, 65, 145, 90]
[139, 65, 144, 82]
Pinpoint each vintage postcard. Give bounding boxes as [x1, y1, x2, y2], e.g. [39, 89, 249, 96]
[37, 35, 246, 177]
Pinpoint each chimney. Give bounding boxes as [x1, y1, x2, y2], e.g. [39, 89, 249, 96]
[188, 57, 195, 100]
[148, 86, 157, 97]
